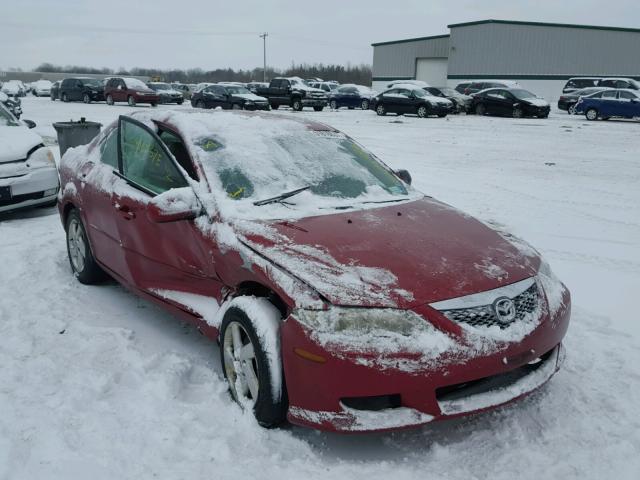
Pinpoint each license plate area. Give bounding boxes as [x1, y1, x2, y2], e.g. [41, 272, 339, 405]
[0, 186, 11, 201]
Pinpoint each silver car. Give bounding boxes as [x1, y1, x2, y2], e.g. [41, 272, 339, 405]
[0, 103, 59, 213]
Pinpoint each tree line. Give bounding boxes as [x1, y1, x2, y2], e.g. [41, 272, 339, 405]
[34, 63, 372, 85]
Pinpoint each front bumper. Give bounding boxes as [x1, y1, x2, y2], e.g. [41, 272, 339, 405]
[244, 102, 270, 111]
[282, 290, 571, 433]
[301, 98, 328, 107]
[134, 93, 160, 104]
[159, 94, 183, 104]
[0, 166, 60, 213]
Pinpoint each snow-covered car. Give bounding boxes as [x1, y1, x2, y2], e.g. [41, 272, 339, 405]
[370, 84, 453, 117]
[0, 103, 59, 213]
[191, 84, 270, 110]
[386, 79, 430, 89]
[328, 84, 376, 110]
[1, 80, 23, 98]
[147, 82, 185, 104]
[32, 80, 53, 97]
[57, 110, 570, 433]
[0, 91, 23, 118]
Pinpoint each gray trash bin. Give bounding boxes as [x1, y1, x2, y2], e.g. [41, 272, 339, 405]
[53, 118, 102, 157]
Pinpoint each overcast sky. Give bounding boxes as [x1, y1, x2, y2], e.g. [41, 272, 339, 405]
[2, 0, 639, 71]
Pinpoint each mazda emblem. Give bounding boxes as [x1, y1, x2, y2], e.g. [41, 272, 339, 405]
[493, 297, 517, 324]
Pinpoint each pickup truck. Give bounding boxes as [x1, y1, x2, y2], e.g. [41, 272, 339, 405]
[256, 77, 328, 111]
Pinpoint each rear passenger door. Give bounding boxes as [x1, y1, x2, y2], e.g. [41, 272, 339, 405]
[617, 90, 640, 117]
[599, 90, 619, 116]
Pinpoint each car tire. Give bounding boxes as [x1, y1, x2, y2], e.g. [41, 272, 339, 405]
[291, 99, 303, 111]
[376, 104, 386, 116]
[177, 99, 184, 105]
[437, 113, 447, 118]
[196, 100, 205, 109]
[313, 106, 324, 112]
[62, 93, 69, 102]
[513, 107, 524, 118]
[329, 100, 338, 110]
[361, 99, 369, 110]
[127, 95, 136, 107]
[417, 105, 429, 118]
[568, 105, 577, 115]
[65, 209, 106, 285]
[475, 103, 486, 116]
[83, 93, 91, 104]
[220, 305, 287, 428]
[150, 103, 157, 107]
[271, 104, 279, 110]
[51, 95, 55, 101]
[586, 108, 598, 121]
[232, 103, 242, 110]
[106, 94, 114, 105]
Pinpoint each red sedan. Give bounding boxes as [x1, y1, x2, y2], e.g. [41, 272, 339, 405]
[57, 110, 570, 432]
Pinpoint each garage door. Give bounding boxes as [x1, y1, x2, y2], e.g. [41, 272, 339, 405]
[415, 58, 448, 87]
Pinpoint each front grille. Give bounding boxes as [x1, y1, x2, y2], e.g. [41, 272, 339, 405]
[440, 283, 540, 329]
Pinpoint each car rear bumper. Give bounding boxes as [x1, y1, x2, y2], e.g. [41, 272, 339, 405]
[0, 166, 60, 212]
[282, 290, 570, 433]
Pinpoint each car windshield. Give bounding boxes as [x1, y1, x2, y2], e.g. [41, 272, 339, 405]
[510, 89, 537, 100]
[124, 78, 148, 89]
[188, 118, 414, 218]
[0, 104, 19, 126]
[150, 83, 171, 90]
[439, 87, 460, 97]
[82, 79, 103, 88]
[226, 86, 251, 95]
[412, 89, 428, 97]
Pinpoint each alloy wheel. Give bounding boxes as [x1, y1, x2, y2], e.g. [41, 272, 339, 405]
[67, 218, 87, 273]
[223, 321, 260, 404]
[586, 108, 598, 121]
[361, 99, 369, 110]
[417, 106, 428, 118]
[330, 100, 338, 110]
[513, 107, 523, 118]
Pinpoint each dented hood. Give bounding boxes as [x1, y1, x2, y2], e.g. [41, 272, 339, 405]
[238, 197, 540, 309]
[0, 126, 43, 163]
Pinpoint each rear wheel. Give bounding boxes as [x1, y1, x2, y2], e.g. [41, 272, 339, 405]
[329, 100, 338, 110]
[83, 93, 91, 104]
[417, 105, 429, 118]
[376, 104, 386, 116]
[232, 103, 242, 110]
[106, 94, 114, 105]
[196, 100, 205, 109]
[586, 108, 598, 121]
[220, 306, 287, 428]
[512, 107, 524, 118]
[127, 95, 136, 107]
[177, 99, 184, 105]
[361, 99, 369, 110]
[270, 104, 279, 110]
[313, 106, 324, 112]
[568, 104, 577, 115]
[475, 103, 486, 115]
[291, 99, 303, 111]
[62, 93, 69, 102]
[65, 209, 106, 284]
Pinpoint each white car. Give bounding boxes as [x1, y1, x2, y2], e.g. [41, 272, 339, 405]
[33, 80, 53, 97]
[0, 103, 59, 213]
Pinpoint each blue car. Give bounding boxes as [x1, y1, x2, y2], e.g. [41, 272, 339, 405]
[575, 89, 640, 121]
[328, 84, 376, 110]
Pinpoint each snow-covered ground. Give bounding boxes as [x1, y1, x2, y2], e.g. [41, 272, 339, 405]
[1, 96, 639, 479]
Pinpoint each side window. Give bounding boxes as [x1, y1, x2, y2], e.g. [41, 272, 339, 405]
[618, 91, 636, 101]
[99, 129, 118, 168]
[119, 120, 188, 195]
[615, 81, 628, 88]
[602, 91, 618, 99]
[397, 89, 411, 97]
[159, 130, 199, 180]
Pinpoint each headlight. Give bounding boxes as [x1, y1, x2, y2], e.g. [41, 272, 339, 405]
[537, 259, 566, 315]
[28, 147, 56, 167]
[295, 307, 429, 336]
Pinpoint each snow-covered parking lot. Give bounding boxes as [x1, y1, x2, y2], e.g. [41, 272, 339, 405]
[1, 96, 639, 479]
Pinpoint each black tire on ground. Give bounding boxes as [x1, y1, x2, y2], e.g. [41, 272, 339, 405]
[437, 113, 447, 118]
[475, 103, 486, 115]
[62, 93, 69, 102]
[270, 104, 279, 110]
[329, 100, 338, 110]
[348, 106, 355, 110]
[361, 99, 369, 110]
[196, 100, 205, 109]
[585, 108, 598, 121]
[83, 93, 91, 104]
[233, 103, 242, 110]
[568, 105, 576, 115]
[313, 106, 324, 112]
[106, 94, 114, 105]
[513, 107, 524, 118]
[376, 104, 386, 116]
[128, 95, 136, 107]
[177, 99, 184, 105]
[51, 95, 55, 101]
[417, 105, 429, 118]
[65, 209, 107, 285]
[220, 306, 288, 428]
[151, 103, 157, 107]
[539, 113, 549, 119]
[291, 99, 303, 111]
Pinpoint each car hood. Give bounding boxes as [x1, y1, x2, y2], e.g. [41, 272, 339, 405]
[233, 93, 268, 102]
[293, 85, 325, 94]
[428, 96, 452, 106]
[237, 197, 540, 309]
[0, 127, 43, 163]
[522, 98, 550, 107]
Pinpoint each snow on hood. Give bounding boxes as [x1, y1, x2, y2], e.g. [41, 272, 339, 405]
[232, 93, 268, 102]
[524, 98, 549, 107]
[0, 126, 43, 163]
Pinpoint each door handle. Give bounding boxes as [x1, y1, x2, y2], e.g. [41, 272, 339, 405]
[114, 202, 136, 220]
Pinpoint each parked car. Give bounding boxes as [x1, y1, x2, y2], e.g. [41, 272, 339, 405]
[59, 77, 105, 103]
[191, 84, 270, 110]
[0, 92, 22, 118]
[50, 81, 61, 101]
[463, 81, 519, 96]
[147, 82, 184, 104]
[370, 84, 452, 117]
[454, 82, 471, 94]
[575, 89, 640, 121]
[386, 80, 430, 89]
[309, 81, 339, 94]
[32, 80, 53, 97]
[557, 87, 610, 114]
[246, 82, 268, 94]
[597, 78, 640, 90]
[104, 77, 159, 106]
[424, 87, 472, 113]
[1, 80, 22, 98]
[255, 77, 328, 111]
[57, 109, 570, 432]
[562, 77, 600, 94]
[471, 88, 550, 118]
[171, 83, 192, 99]
[0, 103, 59, 213]
[328, 84, 376, 110]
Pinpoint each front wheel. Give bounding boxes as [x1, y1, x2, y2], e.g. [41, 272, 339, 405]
[83, 93, 91, 104]
[106, 94, 114, 105]
[62, 93, 69, 102]
[313, 106, 324, 112]
[568, 104, 576, 115]
[196, 100, 205, 109]
[232, 103, 242, 110]
[66, 209, 106, 284]
[177, 99, 184, 105]
[361, 99, 369, 110]
[512, 107, 524, 118]
[475, 103, 486, 115]
[291, 99, 303, 111]
[270, 104, 279, 110]
[127, 95, 136, 107]
[417, 105, 429, 118]
[220, 304, 287, 428]
[586, 108, 598, 121]
[376, 104, 386, 116]
[329, 100, 338, 110]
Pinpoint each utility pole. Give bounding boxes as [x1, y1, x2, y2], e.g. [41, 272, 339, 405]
[259, 32, 268, 82]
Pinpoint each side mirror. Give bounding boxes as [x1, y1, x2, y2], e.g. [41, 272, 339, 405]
[395, 169, 412, 185]
[146, 187, 201, 223]
[23, 119, 36, 129]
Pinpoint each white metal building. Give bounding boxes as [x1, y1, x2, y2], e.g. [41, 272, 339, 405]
[371, 19, 640, 100]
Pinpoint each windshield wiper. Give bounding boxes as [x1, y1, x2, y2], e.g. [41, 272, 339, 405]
[253, 185, 311, 206]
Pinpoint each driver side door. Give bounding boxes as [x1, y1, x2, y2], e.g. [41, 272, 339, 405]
[113, 116, 223, 301]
